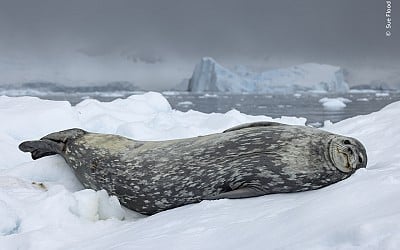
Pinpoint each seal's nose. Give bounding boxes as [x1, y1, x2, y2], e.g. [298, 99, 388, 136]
[349, 138, 368, 169]
[344, 142, 367, 170]
[346, 147, 354, 156]
[357, 148, 368, 169]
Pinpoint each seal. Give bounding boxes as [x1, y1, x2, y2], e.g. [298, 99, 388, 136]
[19, 122, 367, 215]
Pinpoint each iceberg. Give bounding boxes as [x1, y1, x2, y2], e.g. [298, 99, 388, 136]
[188, 57, 350, 93]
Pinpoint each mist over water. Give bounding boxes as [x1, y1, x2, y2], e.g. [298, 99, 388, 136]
[0, 0, 399, 126]
[0, 0, 399, 90]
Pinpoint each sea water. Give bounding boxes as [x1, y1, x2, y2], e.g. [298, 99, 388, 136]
[165, 92, 400, 126]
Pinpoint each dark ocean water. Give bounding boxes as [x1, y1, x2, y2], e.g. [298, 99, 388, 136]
[164, 92, 400, 126]
[3, 90, 400, 126]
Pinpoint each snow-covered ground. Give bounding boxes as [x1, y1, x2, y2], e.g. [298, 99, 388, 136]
[0, 92, 399, 250]
[188, 57, 350, 94]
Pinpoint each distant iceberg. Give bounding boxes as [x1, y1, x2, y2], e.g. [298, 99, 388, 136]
[188, 57, 350, 93]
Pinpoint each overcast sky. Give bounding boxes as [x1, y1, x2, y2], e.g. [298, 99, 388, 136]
[0, 0, 398, 89]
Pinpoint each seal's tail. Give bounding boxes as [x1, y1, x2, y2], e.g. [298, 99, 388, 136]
[19, 128, 86, 160]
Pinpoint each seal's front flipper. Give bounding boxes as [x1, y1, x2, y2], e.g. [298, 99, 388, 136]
[19, 139, 64, 160]
[205, 186, 266, 200]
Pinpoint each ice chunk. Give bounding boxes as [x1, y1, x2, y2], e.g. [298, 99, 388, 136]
[71, 189, 125, 221]
[319, 97, 351, 109]
[97, 190, 125, 220]
[177, 101, 194, 106]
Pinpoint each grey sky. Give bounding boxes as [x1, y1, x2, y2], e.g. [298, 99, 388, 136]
[0, 0, 398, 89]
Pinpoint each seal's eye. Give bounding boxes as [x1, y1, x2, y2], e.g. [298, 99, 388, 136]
[343, 140, 351, 145]
[358, 154, 363, 163]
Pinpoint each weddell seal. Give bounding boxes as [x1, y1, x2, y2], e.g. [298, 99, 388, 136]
[19, 122, 367, 215]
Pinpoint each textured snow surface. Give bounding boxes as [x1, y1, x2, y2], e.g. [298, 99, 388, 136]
[0, 92, 399, 250]
[188, 57, 350, 93]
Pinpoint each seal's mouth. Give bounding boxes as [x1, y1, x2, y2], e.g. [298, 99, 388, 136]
[329, 137, 367, 173]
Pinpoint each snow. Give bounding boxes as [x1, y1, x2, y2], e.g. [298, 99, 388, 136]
[1, 92, 400, 249]
[188, 57, 350, 94]
[319, 97, 352, 109]
[0, 199, 19, 236]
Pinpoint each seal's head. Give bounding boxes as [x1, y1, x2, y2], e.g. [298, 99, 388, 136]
[329, 136, 367, 173]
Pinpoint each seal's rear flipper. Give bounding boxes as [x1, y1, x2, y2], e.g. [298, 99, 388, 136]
[19, 128, 86, 160]
[19, 140, 64, 160]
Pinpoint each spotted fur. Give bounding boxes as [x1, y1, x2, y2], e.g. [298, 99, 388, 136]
[19, 122, 367, 215]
